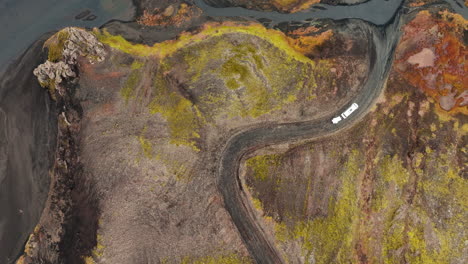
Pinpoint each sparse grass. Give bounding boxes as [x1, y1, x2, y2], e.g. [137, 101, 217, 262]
[130, 59, 144, 70]
[291, 150, 361, 263]
[138, 135, 153, 158]
[149, 64, 202, 151]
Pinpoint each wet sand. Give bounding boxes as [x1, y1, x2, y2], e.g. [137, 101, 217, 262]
[0, 35, 57, 264]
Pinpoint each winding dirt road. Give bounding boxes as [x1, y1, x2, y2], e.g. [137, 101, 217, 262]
[216, 11, 405, 264]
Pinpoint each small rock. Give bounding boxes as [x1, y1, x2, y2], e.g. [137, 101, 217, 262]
[162, 5, 175, 17]
[407, 48, 436, 68]
[439, 92, 456, 111]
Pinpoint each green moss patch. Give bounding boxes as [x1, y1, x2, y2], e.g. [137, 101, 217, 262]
[46, 30, 70, 62]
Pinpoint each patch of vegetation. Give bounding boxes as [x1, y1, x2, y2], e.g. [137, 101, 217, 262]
[138, 135, 153, 159]
[95, 22, 316, 64]
[120, 69, 142, 101]
[246, 154, 281, 181]
[94, 29, 154, 57]
[97, 23, 334, 148]
[149, 64, 202, 151]
[45, 30, 70, 62]
[378, 155, 410, 189]
[291, 150, 361, 263]
[130, 59, 144, 70]
[39, 79, 57, 99]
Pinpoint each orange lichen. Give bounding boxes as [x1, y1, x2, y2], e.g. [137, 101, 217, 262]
[287, 29, 333, 57]
[272, 0, 321, 12]
[395, 10, 468, 115]
[80, 61, 124, 80]
[137, 3, 200, 27]
[289, 26, 321, 36]
[408, 0, 427, 7]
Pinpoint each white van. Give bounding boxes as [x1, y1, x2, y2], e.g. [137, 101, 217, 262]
[341, 103, 359, 119]
[331, 103, 359, 124]
[332, 116, 342, 124]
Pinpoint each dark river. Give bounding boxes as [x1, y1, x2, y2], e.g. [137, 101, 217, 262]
[0, 0, 466, 263]
[0, 0, 134, 72]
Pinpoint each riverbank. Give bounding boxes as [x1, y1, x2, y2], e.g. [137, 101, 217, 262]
[0, 35, 57, 264]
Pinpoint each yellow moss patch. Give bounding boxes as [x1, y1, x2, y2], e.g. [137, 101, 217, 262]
[149, 65, 202, 150]
[290, 150, 362, 263]
[180, 253, 252, 264]
[95, 22, 316, 64]
[44, 29, 70, 62]
[82, 256, 96, 264]
[92, 234, 105, 258]
[246, 154, 281, 181]
[273, 0, 321, 12]
[120, 68, 142, 101]
[138, 135, 153, 158]
[252, 197, 265, 211]
[130, 59, 144, 70]
[378, 155, 410, 189]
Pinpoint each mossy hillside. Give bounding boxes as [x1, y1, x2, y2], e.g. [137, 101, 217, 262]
[378, 146, 466, 264]
[244, 75, 467, 262]
[246, 143, 466, 263]
[105, 24, 333, 150]
[245, 150, 363, 263]
[94, 22, 319, 64]
[169, 33, 326, 119]
[148, 62, 203, 151]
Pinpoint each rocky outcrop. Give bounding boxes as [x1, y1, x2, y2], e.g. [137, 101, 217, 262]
[60, 27, 106, 65]
[33, 27, 106, 96]
[33, 60, 75, 87]
[18, 27, 106, 264]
